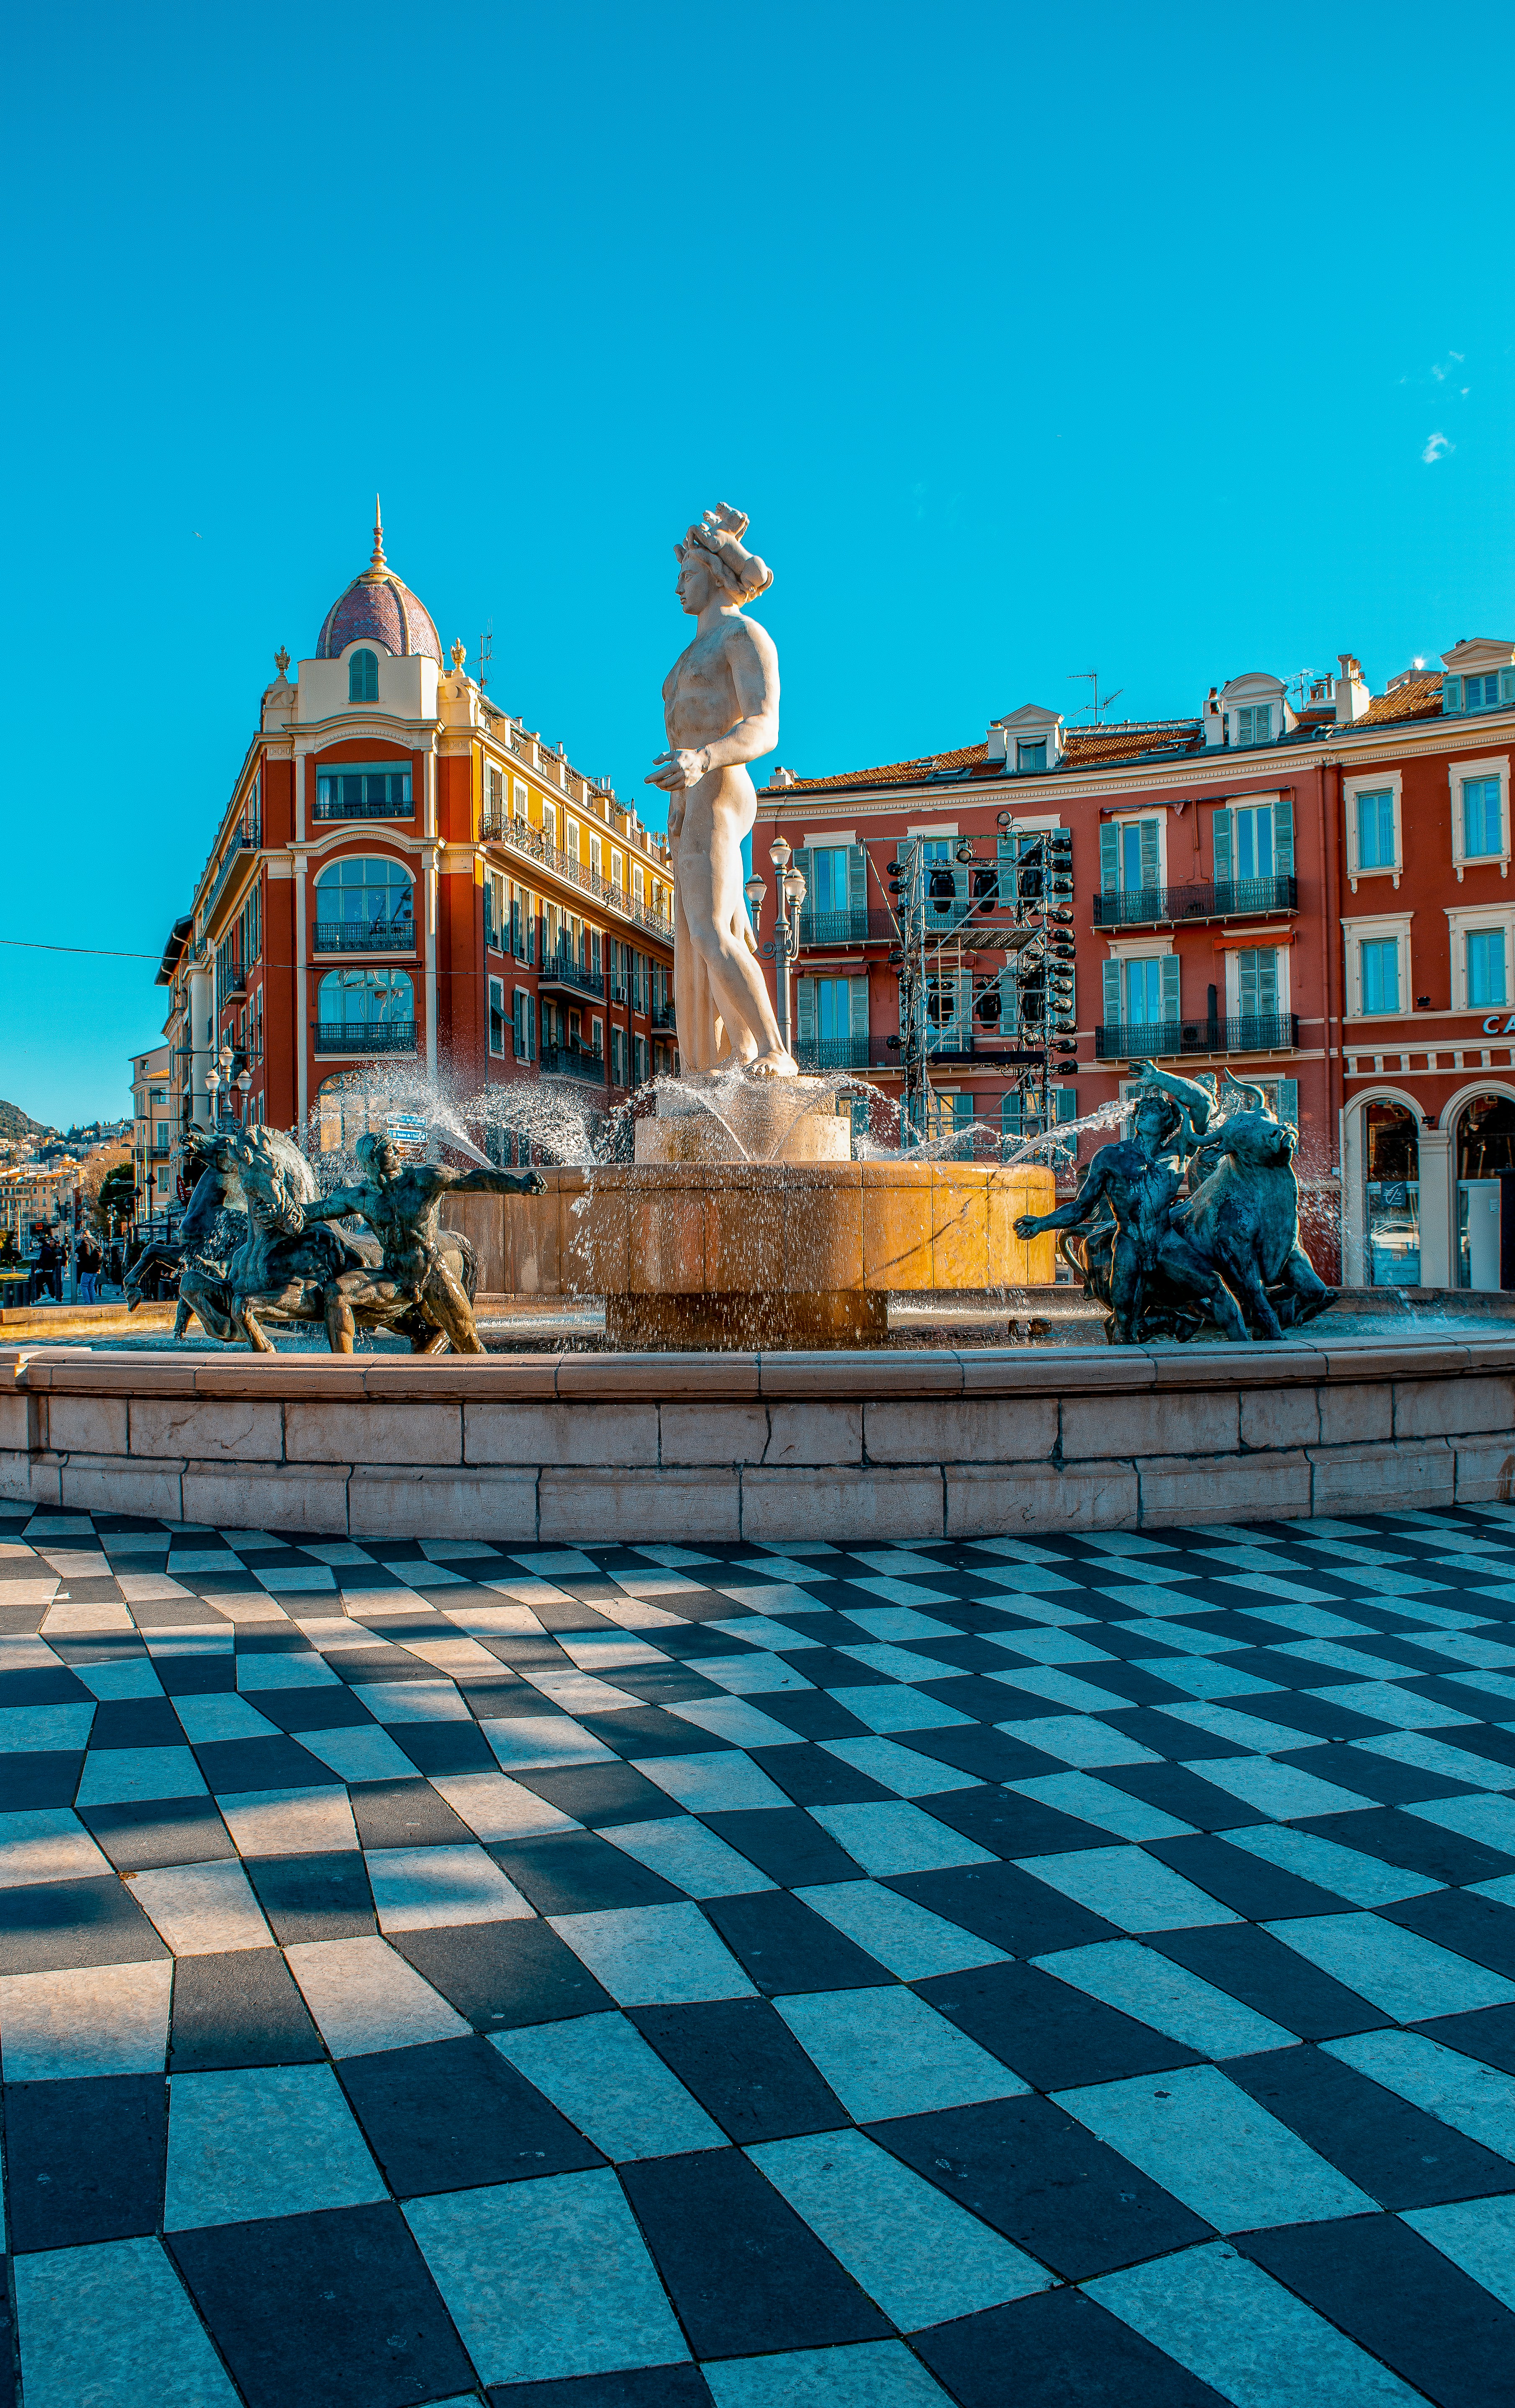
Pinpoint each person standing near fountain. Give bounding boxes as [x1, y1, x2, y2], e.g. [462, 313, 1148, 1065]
[301, 1133, 546, 1354]
[646, 504, 796, 1077]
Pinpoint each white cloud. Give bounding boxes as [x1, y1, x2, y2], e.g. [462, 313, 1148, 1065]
[1423, 431, 1452, 464]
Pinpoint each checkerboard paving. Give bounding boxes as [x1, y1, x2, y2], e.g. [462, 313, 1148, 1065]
[4, 1507, 1515, 2406]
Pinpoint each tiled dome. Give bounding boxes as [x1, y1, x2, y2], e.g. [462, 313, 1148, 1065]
[315, 504, 441, 663]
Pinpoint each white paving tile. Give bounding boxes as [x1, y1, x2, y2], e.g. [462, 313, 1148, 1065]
[775, 1985, 1024, 2122]
[171, 1694, 282, 1744]
[429, 1768, 581, 1840]
[1036, 1938, 1297, 2057]
[15, 2235, 241, 2408]
[494, 2012, 725, 2159]
[365, 1842, 534, 1932]
[128, 1860, 272, 1955]
[1089, 2239, 1426, 2406]
[406, 2170, 689, 2385]
[702, 2342, 956, 2407]
[1402, 2195, 1515, 2312]
[1008, 1773, 1195, 1842]
[667, 1695, 813, 1748]
[292, 1723, 423, 1782]
[482, 1714, 616, 1771]
[819, 1737, 979, 1798]
[233, 1648, 338, 1690]
[751, 2127, 1051, 2329]
[550, 1902, 755, 2004]
[1353, 1730, 1515, 1791]
[1223, 1821, 1442, 1907]
[602, 1816, 774, 1898]
[0, 1806, 110, 1887]
[1266, 1910, 1515, 2021]
[346, 1678, 472, 1723]
[1405, 1791, 1515, 1853]
[74, 1657, 166, 1699]
[215, 1784, 357, 1857]
[995, 1715, 1159, 1768]
[807, 1800, 995, 1877]
[75, 1745, 208, 1807]
[0, 1701, 94, 1752]
[823, 1686, 974, 1737]
[165, 2062, 386, 2228]
[795, 1881, 1007, 1981]
[0, 1960, 173, 2080]
[1017, 1845, 1238, 1933]
[630, 1749, 793, 1814]
[1056, 2064, 1376, 2231]
[284, 1936, 472, 2055]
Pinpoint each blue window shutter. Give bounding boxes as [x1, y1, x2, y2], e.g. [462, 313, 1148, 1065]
[1160, 954, 1180, 1020]
[848, 976, 869, 1044]
[1102, 958, 1122, 1024]
[796, 978, 816, 1046]
[847, 844, 867, 914]
[1099, 825, 1119, 894]
[1274, 793, 1295, 876]
[1275, 1078, 1299, 1130]
[1139, 819, 1160, 885]
[1502, 670, 1515, 705]
[1443, 675, 1461, 715]
[791, 847, 813, 940]
[1212, 809, 1233, 884]
[997, 834, 1018, 904]
[1056, 1088, 1078, 1122]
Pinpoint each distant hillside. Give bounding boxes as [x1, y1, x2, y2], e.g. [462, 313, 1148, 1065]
[0, 1100, 45, 1141]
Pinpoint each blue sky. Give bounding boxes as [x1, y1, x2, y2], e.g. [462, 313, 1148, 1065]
[3, 1, 1511, 1126]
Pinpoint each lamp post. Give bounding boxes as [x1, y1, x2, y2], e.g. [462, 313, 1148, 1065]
[762, 839, 807, 1061]
[237, 1070, 251, 1122]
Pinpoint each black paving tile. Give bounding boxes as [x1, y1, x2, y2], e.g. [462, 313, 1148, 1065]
[1300, 1804, 1515, 1888]
[698, 1809, 861, 1891]
[746, 1745, 896, 1807]
[1241, 2214, 1515, 2408]
[509, 1762, 684, 1827]
[915, 1960, 1200, 2090]
[257, 1686, 376, 1733]
[346, 1778, 474, 1850]
[629, 1999, 849, 2142]
[388, 1720, 498, 1776]
[1331, 1747, 1478, 1805]
[87, 1697, 183, 1747]
[916, 1787, 1112, 1858]
[1225, 2044, 1515, 2208]
[889, 1861, 1121, 1957]
[1150, 1924, 1389, 2040]
[700, 1889, 890, 1994]
[1088, 1761, 1272, 1830]
[487, 2367, 714, 2406]
[0, 1667, 91, 1705]
[81, 1797, 235, 1870]
[738, 1688, 877, 1741]
[914, 2285, 1229, 2408]
[870, 2094, 1212, 2278]
[5, 2071, 166, 2249]
[244, 1850, 376, 1943]
[170, 2200, 474, 2408]
[1382, 1887, 1515, 1979]
[489, 1833, 684, 1916]
[338, 2035, 603, 2193]
[167, 1949, 324, 2071]
[0, 1874, 170, 1974]
[0, 1751, 85, 1808]
[194, 1735, 344, 1794]
[617, 2148, 891, 2357]
[1412, 2001, 1515, 2072]
[392, 1918, 616, 2030]
[1142, 1833, 1351, 1921]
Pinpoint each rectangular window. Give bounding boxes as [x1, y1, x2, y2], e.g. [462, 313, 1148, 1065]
[1465, 673, 1502, 712]
[1017, 739, 1047, 772]
[1233, 805, 1274, 881]
[513, 779, 528, 820]
[488, 977, 506, 1056]
[1360, 937, 1400, 1014]
[590, 834, 602, 879]
[485, 765, 504, 822]
[1236, 947, 1279, 1018]
[1467, 928, 1507, 1007]
[810, 848, 851, 914]
[633, 865, 645, 906]
[611, 851, 623, 891]
[1356, 789, 1395, 869]
[1463, 776, 1502, 858]
[542, 804, 557, 850]
[314, 768, 412, 819]
[1235, 704, 1271, 745]
[1123, 957, 1166, 1022]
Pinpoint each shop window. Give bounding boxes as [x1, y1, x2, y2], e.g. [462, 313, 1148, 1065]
[1457, 1092, 1515, 1287]
[1364, 1100, 1420, 1289]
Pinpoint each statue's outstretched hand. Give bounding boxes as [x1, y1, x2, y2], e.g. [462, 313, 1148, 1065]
[523, 1172, 548, 1195]
[1013, 1213, 1044, 1239]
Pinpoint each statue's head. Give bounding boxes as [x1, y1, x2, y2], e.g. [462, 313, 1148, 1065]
[1132, 1090, 1182, 1149]
[356, 1131, 402, 1180]
[674, 504, 773, 616]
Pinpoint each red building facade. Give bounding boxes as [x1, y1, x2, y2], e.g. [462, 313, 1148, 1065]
[159, 516, 675, 1177]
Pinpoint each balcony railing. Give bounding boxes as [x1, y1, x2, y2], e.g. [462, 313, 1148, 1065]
[204, 829, 260, 927]
[798, 907, 896, 947]
[312, 795, 414, 822]
[538, 950, 605, 1000]
[481, 814, 674, 940]
[313, 921, 416, 954]
[539, 1044, 607, 1084]
[650, 1003, 676, 1031]
[795, 1037, 873, 1071]
[1094, 1013, 1299, 1062]
[314, 1021, 418, 1056]
[1092, 875, 1298, 930]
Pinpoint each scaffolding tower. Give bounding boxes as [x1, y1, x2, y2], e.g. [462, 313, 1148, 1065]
[883, 819, 1078, 1150]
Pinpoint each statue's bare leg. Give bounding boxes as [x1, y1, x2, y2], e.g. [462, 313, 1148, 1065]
[324, 1285, 357, 1354]
[420, 1257, 486, 1353]
[679, 776, 795, 1077]
[238, 1304, 277, 1354]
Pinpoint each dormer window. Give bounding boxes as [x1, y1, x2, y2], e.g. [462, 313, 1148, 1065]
[1017, 740, 1047, 773]
[1234, 703, 1271, 745]
[349, 649, 379, 703]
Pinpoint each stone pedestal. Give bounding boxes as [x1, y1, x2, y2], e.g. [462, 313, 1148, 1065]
[634, 1075, 850, 1165]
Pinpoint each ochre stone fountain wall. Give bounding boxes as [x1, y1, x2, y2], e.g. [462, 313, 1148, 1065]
[441, 1162, 1058, 1348]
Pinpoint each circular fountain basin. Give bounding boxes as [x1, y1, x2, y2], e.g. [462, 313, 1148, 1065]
[442, 1160, 1058, 1348]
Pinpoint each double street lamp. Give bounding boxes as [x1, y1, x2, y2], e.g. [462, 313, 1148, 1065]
[746, 838, 807, 1057]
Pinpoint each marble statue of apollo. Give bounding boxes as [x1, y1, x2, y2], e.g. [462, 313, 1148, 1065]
[646, 504, 796, 1077]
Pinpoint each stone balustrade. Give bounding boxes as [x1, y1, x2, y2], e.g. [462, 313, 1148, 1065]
[3, 1334, 1512, 1543]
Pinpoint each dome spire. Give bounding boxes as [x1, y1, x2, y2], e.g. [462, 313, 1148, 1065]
[364, 496, 387, 581]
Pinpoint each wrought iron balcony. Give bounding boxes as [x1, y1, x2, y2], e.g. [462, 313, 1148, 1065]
[203, 832, 259, 929]
[1094, 1013, 1299, 1062]
[650, 1003, 676, 1030]
[1092, 875, 1298, 930]
[312, 794, 413, 822]
[794, 1037, 873, 1071]
[480, 814, 674, 941]
[538, 950, 605, 1000]
[538, 1044, 607, 1084]
[313, 921, 415, 954]
[314, 1022, 419, 1056]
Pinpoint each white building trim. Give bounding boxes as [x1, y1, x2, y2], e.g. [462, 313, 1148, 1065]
[1444, 900, 1515, 1012]
[1341, 909, 1414, 1020]
[1448, 752, 1510, 883]
[1343, 766, 1404, 892]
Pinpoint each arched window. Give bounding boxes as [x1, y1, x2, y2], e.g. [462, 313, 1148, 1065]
[315, 1070, 395, 1154]
[1364, 1101, 1419, 1289]
[349, 649, 379, 703]
[316, 967, 415, 1053]
[313, 857, 414, 949]
[1456, 1092, 1515, 1288]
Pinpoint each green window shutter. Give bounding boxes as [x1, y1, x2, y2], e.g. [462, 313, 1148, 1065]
[1275, 1078, 1299, 1129]
[1139, 818, 1160, 885]
[1055, 1088, 1078, 1122]
[1160, 954, 1180, 1020]
[796, 978, 816, 1045]
[1102, 958, 1122, 1024]
[1502, 670, 1515, 705]
[1274, 792, 1295, 877]
[1443, 675, 1461, 715]
[791, 847, 813, 938]
[1099, 825, 1119, 895]
[847, 844, 867, 915]
[997, 833, 1018, 905]
[1212, 809, 1233, 884]
[849, 976, 869, 1044]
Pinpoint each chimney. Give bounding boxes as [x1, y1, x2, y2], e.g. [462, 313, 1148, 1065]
[1336, 653, 1371, 724]
[1202, 687, 1225, 748]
